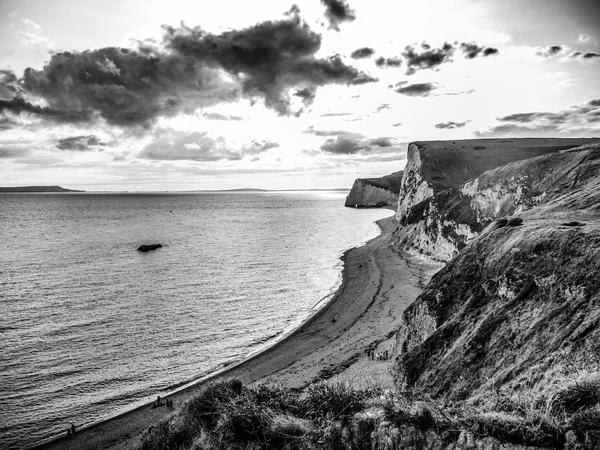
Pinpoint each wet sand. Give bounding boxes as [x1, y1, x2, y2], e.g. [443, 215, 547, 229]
[35, 215, 437, 450]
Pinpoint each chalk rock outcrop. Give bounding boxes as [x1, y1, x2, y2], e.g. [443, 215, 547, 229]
[345, 171, 403, 208]
[392, 141, 600, 411]
[393, 138, 598, 261]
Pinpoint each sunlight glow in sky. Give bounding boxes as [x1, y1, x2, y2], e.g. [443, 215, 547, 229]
[0, 0, 599, 190]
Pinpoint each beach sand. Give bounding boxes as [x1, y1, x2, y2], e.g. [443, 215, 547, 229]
[35, 215, 438, 450]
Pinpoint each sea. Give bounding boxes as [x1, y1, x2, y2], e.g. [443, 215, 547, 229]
[0, 191, 392, 449]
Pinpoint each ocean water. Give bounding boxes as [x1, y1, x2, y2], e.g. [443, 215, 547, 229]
[0, 191, 392, 449]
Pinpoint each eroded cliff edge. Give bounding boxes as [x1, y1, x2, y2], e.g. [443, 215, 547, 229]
[392, 138, 598, 261]
[391, 140, 600, 446]
[345, 170, 403, 208]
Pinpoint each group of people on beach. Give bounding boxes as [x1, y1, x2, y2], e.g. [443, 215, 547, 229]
[366, 346, 391, 361]
[153, 395, 174, 411]
[65, 423, 76, 438]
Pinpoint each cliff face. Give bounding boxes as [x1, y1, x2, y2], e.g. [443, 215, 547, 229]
[392, 142, 600, 408]
[345, 171, 403, 208]
[392, 138, 598, 261]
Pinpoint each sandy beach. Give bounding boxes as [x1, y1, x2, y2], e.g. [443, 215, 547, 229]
[34, 214, 437, 450]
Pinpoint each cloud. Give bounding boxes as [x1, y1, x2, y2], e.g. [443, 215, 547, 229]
[402, 42, 455, 75]
[320, 136, 366, 154]
[392, 122, 402, 127]
[394, 82, 437, 97]
[538, 45, 600, 61]
[320, 112, 354, 117]
[163, 17, 367, 114]
[321, 0, 356, 31]
[435, 120, 469, 129]
[582, 52, 600, 59]
[21, 17, 42, 31]
[139, 129, 278, 162]
[245, 140, 280, 154]
[459, 42, 499, 59]
[56, 135, 107, 151]
[536, 45, 564, 58]
[349, 73, 378, 84]
[375, 56, 402, 68]
[476, 98, 600, 136]
[0, 70, 22, 100]
[368, 137, 394, 147]
[203, 112, 243, 121]
[578, 34, 595, 44]
[0, 115, 20, 130]
[303, 127, 364, 139]
[0, 97, 90, 122]
[7, 15, 367, 126]
[375, 104, 390, 112]
[350, 47, 375, 59]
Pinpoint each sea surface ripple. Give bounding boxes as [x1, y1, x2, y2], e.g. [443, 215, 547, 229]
[0, 191, 391, 449]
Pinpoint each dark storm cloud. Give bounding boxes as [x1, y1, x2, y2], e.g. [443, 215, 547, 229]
[321, 0, 356, 31]
[477, 98, 600, 136]
[435, 121, 469, 129]
[0, 97, 91, 122]
[402, 42, 455, 75]
[375, 57, 402, 68]
[0, 70, 22, 100]
[320, 136, 366, 154]
[582, 52, 600, 59]
[350, 47, 375, 59]
[19, 46, 231, 126]
[164, 18, 368, 114]
[394, 82, 437, 97]
[6, 15, 367, 125]
[56, 135, 107, 151]
[460, 42, 499, 59]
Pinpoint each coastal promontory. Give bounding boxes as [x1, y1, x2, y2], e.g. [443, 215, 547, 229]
[0, 185, 83, 193]
[344, 171, 403, 208]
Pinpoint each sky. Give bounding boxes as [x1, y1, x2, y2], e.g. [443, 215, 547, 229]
[0, 0, 599, 191]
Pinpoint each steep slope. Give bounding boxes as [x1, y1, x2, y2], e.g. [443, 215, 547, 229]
[393, 142, 600, 408]
[393, 138, 598, 260]
[345, 171, 403, 208]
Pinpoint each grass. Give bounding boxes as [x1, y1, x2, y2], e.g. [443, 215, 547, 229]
[138, 376, 600, 449]
[140, 379, 377, 450]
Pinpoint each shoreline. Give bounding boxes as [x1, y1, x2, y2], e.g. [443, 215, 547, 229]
[33, 213, 435, 450]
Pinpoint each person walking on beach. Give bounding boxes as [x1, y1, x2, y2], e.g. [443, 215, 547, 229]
[70, 423, 76, 435]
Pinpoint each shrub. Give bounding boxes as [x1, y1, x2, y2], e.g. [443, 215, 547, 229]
[303, 381, 368, 421]
[552, 377, 600, 415]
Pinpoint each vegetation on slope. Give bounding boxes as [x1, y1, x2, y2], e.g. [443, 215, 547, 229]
[139, 378, 600, 449]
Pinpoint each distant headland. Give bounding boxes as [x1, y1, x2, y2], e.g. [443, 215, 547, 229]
[0, 186, 84, 193]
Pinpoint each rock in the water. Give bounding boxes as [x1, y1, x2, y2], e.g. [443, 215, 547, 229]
[137, 244, 162, 252]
